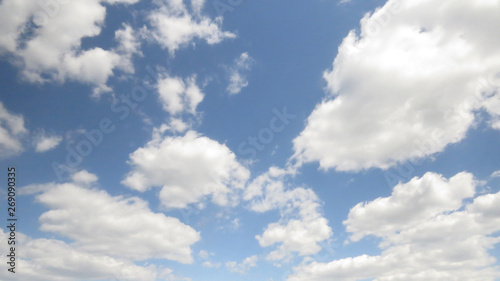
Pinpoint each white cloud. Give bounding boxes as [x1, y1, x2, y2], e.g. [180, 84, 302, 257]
[32, 172, 200, 264]
[33, 131, 62, 153]
[245, 167, 333, 261]
[157, 74, 204, 116]
[288, 172, 500, 281]
[293, 0, 500, 171]
[123, 130, 250, 208]
[147, 0, 236, 55]
[0, 230, 160, 281]
[227, 52, 253, 95]
[344, 172, 475, 242]
[0, 0, 140, 95]
[71, 169, 99, 185]
[491, 170, 500, 178]
[0, 101, 27, 158]
[226, 255, 258, 274]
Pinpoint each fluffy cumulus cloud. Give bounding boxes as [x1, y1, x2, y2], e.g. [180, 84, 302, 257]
[0, 101, 27, 158]
[0, 0, 140, 95]
[157, 74, 204, 116]
[226, 52, 253, 95]
[147, 0, 236, 54]
[25, 171, 200, 264]
[344, 172, 476, 242]
[288, 172, 500, 281]
[245, 167, 333, 262]
[123, 130, 250, 208]
[293, 0, 500, 171]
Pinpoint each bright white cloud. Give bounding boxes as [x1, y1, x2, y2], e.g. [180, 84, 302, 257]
[33, 131, 62, 153]
[344, 172, 476, 242]
[147, 0, 236, 55]
[0, 230, 160, 281]
[0, 0, 139, 95]
[203, 261, 222, 268]
[293, 0, 500, 171]
[226, 255, 258, 274]
[30, 171, 200, 264]
[288, 172, 500, 281]
[227, 52, 253, 95]
[70, 169, 99, 185]
[157, 74, 204, 116]
[123, 130, 250, 208]
[245, 167, 333, 261]
[0, 101, 27, 158]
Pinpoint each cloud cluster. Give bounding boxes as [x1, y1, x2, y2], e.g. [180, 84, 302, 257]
[226, 255, 258, 274]
[293, 0, 500, 171]
[289, 172, 500, 281]
[245, 167, 333, 261]
[11, 171, 198, 280]
[0, 0, 141, 95]
[0, 0, 232, 95]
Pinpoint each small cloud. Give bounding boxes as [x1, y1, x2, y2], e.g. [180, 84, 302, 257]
[225, 255, 258, 274]
[198, 250, 211, 260]
[33, 132, 62, 153]
[226, 52, 253, 95]
[232, 218, 240, 230]
[491, 170, 500, 178]
[202, 261, 221, 268]
[71, 170, 98, 185]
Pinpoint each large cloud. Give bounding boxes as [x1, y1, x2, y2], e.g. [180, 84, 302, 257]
[288, 172, 500, 281]
[23, 171, 200, 264]
[293, 0, 500, 171]
[123, 130, 250, 208]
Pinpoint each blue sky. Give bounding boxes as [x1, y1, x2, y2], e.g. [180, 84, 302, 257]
[1, 0, 500, 280]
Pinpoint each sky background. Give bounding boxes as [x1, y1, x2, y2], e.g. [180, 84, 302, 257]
[1, 0, 500, 280]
